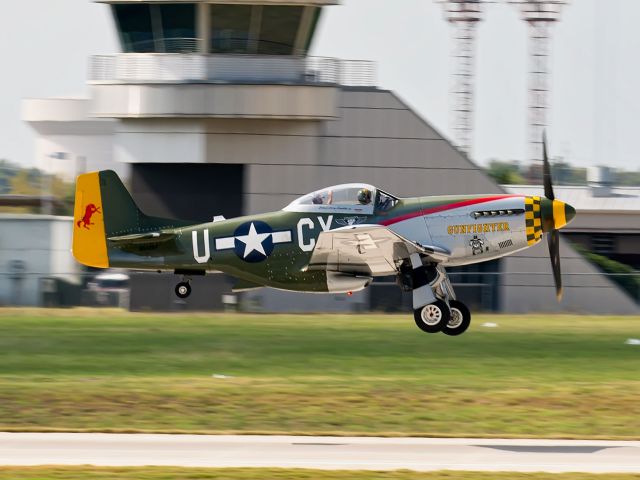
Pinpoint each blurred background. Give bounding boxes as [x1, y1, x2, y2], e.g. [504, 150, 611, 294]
[0, 0, 638, 312]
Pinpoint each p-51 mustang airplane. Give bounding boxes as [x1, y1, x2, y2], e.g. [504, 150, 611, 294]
[72, 140, 575, 336]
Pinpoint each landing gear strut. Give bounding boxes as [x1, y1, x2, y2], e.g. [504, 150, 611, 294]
[404, 254, 472, 336]
[175, 281, 191, 299]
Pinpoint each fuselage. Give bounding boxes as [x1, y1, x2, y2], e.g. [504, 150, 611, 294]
[107, 193, 575, 292]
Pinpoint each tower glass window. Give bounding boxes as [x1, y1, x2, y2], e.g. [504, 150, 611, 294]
[114, 4, 154, 53]
[210, 5, 253, 53]
[209, 5, 304, 55]
[258, 6, 304, 55]
[159, 4, 196, 53]
[113, 3, 196, 53]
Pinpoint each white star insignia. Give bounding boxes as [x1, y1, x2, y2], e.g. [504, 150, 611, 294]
[235, 222, 271, 258]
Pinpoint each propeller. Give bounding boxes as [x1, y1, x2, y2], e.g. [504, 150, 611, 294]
[541, 133, 563, 301]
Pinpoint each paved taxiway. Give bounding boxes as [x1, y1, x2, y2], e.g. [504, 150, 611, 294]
[1, 433, 639, 473]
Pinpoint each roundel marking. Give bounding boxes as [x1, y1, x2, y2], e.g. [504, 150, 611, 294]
[233, 221, 274, 263]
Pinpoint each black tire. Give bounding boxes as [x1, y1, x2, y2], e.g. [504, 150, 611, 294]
[442, 300, 471, 336]
[175, 281, 192, 299]
[413, 300, 451, 333]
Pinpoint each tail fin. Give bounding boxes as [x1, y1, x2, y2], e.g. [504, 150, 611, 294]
[73, 171, 110, 268]
[72, 170, 174, 268]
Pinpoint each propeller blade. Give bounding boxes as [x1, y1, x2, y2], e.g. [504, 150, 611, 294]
[542, 131, 555, 201]
[547, 229, 562, 301]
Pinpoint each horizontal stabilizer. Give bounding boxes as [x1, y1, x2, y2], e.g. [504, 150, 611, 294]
[107, 231, 176, 245]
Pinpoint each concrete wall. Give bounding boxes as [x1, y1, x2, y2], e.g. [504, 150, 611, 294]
[34, 134, 128, 182]
[566, 211, 640, 234]
[0, 216, 78, 306]
[242, 89, 501, 213]
[90, 84, 339, 119]
[23, 98, 127, 181]
[502, 238, 638, 314]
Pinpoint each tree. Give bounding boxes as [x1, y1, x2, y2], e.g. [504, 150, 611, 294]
[486, 160, 526, 185]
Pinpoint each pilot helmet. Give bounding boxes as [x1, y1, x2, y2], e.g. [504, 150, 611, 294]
[357, 188, 371, 205]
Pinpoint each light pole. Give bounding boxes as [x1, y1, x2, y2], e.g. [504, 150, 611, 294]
[43, 152, 68, 215]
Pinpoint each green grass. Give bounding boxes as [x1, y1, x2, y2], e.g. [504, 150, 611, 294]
[0, 309, 639, 438]
[0, 468, 639, 480]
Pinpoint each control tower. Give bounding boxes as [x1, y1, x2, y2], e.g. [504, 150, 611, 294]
[90, 0, 373, 220]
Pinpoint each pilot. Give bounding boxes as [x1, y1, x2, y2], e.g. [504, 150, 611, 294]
[357, 188, 371, 205]
[312, 190, 333, 205]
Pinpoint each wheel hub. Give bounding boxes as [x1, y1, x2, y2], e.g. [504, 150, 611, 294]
[420, 304, 442, 326]
[178, 286, 188, 295]
[448, 308, 463, 328]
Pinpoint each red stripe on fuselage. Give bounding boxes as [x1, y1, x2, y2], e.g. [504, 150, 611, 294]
[380, 195, 522, 226]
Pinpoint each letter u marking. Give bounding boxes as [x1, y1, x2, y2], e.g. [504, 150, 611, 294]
[192, 230, 210, 264]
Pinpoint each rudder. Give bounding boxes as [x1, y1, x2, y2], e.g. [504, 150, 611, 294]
[72, 171, 109, 268]
[73, 170, 146, 268]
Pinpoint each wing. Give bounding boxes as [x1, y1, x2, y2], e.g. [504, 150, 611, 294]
[304, 224, 449, 276]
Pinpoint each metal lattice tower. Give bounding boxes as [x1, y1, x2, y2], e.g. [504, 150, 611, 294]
[510, 0, 567, 162]
[438, 1, 486, 157]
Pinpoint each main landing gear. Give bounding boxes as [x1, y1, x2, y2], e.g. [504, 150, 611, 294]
[413, 299, 471, 336]
[403, 254, 472, 336]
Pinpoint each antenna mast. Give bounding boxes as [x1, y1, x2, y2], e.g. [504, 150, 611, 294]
[438, 1, 486, 157]
[510, 0, 567, 162]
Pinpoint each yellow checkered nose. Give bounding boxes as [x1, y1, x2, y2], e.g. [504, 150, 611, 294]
[524, 196, 576, 244]
[524, 196, 543, 245]
[540, 198, 576, 232]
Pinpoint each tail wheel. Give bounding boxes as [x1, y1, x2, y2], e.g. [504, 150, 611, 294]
[442, 300, 471, 336]
[175, 281, 192, 299]
[413, 300, 450, 333]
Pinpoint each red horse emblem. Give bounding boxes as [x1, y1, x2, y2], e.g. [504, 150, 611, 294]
[77, 204, 101, 230]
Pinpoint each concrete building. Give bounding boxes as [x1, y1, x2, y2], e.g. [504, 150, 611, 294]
[506, 182, 639, 310]
[21, 0, 638, 313]
[22, 98, 125, 182]
[0, 215, 80, 307]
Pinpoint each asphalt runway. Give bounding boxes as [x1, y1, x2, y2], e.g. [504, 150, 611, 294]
[1, 433, 639, 473]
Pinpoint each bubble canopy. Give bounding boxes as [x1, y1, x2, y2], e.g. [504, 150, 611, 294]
[283, 184, 398, 214]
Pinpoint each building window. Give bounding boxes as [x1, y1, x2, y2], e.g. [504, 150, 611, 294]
[258, 6, 304, 55]
[210, 5, 304, 55]
[592, 235, 615, 255]
[210, 5, 253, 53]
[159, 4, 196, 53]
[114, 4, 154, 53]
[113, 3, 196, 53]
